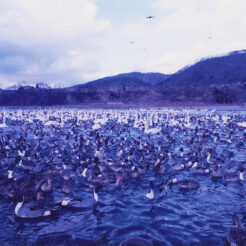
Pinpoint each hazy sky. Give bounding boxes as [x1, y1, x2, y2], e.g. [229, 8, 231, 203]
[0, 0, 246, 88]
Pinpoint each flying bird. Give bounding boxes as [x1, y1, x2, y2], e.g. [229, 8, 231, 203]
[146, 16, 155, 19]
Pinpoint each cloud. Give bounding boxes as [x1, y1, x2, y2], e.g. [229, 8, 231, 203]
[141, 0, 246, 72]
[0, 0, 111, 88]
[99, 0, 246, 77]
[0, 0, 246, 88]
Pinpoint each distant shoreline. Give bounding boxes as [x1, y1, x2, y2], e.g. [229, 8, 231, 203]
[0, 103, 246, 111]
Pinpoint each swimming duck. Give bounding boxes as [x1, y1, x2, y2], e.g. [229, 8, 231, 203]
[130, 166, 143, 178]
[168, 176, 200, 191]
[154, 183, 167, 200]
[178, 180, 200, 191]
[171, 163, 185, 171]
[93, 186, 99, 202]
[58, 196, 96, 209]
[154, 160, 165, 174]
[226, 214, 246, 246]
[8, 169, 14, 179]
[146, 181, 154, 199]
[81, 164, 88, 178]
[211, 164, 222, 180]
[15, 196, 54, 219]
[238, 166, 246, 181]
[223, 166, 245, 183]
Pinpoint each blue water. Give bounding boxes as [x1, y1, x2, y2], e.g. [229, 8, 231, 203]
[0, 108, 246, 245]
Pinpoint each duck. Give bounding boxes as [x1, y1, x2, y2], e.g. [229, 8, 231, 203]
[154, 160, 165, 174]
[36, 178, 53, 193]
[226, 214, 246, 246]
[171, 163, 185, 171]
[225, 165, 239, 174]
[18, 150, 25, 158]
[130, 166, 142, 178]
[238, 166, 246, 181]
[145, 181, 155, 199]
[8, 169, 14, 179]
[0, 115, 7, 128]
[178, 180, 200, 191]
[223, 167, 245, 183]
[145, 180, 167, 200]
[211, 164, 222, 180]
[154, 183, 167, 200]
[179, 147, 184, 157]
[15, 196, 54, 219]
[93, 186, 99, 202]
[206, 148, 214, 164]
[190, 166, 210, 175]
[168, 176, 200, 191]
[81, 164, 88, 178]
[167, 175, 180, 186]
[58, 196, 96, 209]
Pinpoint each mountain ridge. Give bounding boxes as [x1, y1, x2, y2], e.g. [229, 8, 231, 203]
[71, 72, 170, 89]
[157, 50, 246, 87]
[1, 50, 246, 106]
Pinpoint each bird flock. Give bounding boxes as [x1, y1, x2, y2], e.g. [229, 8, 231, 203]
[0, 107, 246, 245]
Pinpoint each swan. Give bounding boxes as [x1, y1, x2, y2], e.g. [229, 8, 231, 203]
[0, 115, 7, 128]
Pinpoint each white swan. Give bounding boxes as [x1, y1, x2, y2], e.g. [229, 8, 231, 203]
[0, 115, 7, 128]
[238, 122, 246, 128]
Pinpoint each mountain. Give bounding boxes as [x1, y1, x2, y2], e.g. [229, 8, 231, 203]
[158, 50, 246, 87]
[6, 84, 19, 90]
[72, 72, 170, 89]
[1, 50, 246, 106]
[6, 82, 50, 90]
[6, 83, 35, 90]
[114, 72, 170, 85]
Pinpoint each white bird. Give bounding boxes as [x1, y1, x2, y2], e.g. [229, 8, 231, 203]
[145, 181, 155, 199]
[0, 117, 7, 128]
[238, 122, 246, 128]
[145, 189, 154, 200]
[8, 170, 13, 179]
[207, 153, 211, 164]
[93, 188, 98, 202]
[18, 150, 25, 157]
[82, 168, 88, 177]
[61, 199, 71, 206]
[15, 197, 52, 218]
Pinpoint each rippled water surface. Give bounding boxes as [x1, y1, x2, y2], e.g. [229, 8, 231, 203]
[0, 108, 246, 245]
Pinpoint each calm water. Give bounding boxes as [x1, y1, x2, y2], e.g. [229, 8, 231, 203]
[0, 108, 246, 245]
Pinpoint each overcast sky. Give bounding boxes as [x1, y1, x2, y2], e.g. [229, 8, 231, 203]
[0, 0, 245, 88]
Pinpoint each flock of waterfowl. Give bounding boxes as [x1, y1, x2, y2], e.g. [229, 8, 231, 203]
[0, 107, 246, 245]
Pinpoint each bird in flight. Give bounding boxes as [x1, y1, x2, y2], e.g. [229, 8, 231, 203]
[146, 16, 155, 19]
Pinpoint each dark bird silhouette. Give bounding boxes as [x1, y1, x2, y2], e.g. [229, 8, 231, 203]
[146, 16, 155, 19]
